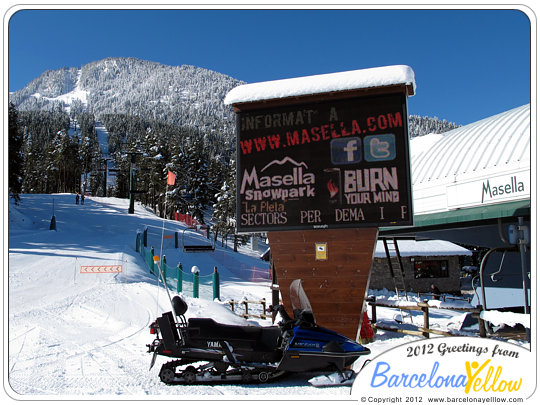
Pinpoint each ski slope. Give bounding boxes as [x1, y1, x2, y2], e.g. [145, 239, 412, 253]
[7, 194, 528, 399]
[7, 194, 364, 398]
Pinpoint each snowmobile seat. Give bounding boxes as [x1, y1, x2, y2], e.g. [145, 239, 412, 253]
[172, 296, 188, 316]
[157, 311, 181, 351]
[186, 318, 281, 351]
[187, 318, 261, 341]
[257, 326, 282, 351]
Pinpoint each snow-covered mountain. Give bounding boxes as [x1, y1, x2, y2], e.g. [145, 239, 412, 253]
[9, 57, 244, 136]
[9, 57, 458, 139]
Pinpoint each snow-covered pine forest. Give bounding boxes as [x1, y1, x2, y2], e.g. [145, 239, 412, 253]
[8, 57, 459, 244]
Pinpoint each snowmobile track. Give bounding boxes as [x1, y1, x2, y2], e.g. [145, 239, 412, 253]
[158, 360, 287, 385]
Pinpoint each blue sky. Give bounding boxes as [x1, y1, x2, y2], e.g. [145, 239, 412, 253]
[7, 8, 532, 125]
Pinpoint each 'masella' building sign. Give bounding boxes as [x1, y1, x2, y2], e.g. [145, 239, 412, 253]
[446, 170, 529, 209]
[235, 93, 413, 232]
[481, 175, 526, 203]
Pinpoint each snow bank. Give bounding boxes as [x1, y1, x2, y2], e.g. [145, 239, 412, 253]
[374, 298, 418, 308]
[481, 310, 530, 329]
[426, 299, 474, 310]
[374, 297, 473, 310]
[224, 65, 415, 105]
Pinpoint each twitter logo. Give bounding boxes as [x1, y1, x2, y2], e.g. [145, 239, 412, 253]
[364, 134, 396, 162]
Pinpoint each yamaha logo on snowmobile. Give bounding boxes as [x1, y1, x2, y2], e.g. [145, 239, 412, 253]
[207, 341, 221, 348]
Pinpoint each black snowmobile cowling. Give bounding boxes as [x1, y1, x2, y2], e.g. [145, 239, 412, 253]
[147, 279, 370, 384]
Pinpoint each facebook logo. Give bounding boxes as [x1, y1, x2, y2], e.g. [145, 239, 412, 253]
[330, 137, 362, 165]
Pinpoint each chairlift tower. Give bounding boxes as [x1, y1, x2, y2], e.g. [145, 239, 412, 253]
[127, 151, 143, 214]
[102, 157, 113, 197]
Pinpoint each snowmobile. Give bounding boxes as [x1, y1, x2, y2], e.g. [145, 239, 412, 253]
[147, 279, 370, 385]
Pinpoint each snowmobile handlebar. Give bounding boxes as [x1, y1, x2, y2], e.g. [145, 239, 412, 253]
[268, 304, 293, 322]
[268, 304, 316, 329]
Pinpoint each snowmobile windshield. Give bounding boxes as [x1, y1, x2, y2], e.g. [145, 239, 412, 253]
[289, 279, 313, 313]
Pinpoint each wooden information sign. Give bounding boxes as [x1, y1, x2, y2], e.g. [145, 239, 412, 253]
[226, 66, 415, 339]
[235, 93, 412, 232]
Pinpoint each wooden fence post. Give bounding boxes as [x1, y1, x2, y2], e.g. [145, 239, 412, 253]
[261, 298, 267, 318]
[421, 300, 430, 338]
[477, 306, 487, 338]
[243, 300, 249, 318]
[367, 296, 377, 324]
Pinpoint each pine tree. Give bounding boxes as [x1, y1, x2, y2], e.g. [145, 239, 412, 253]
[21, 126, 46, 193]
[76, 113, 101, 193]
[45, 129, 81, 193]
[182, 136, 210, 224]
[211, 158, 237, 247]
[142, 126, 168, 216]
[8, 103, 24, 203]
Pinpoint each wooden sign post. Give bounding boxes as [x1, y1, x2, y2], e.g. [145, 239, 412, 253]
[268, 228, 378, 339]
[226, 66, 415, 339]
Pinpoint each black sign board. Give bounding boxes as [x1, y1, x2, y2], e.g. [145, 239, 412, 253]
[235, 92, 413, 233]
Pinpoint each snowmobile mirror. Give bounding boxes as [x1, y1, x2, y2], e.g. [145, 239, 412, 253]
[172, 296, 188, 316]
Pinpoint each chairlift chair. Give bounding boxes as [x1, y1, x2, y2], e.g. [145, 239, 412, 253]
[181, 226, 215, 253]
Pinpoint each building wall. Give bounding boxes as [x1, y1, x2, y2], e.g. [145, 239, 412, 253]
[368, 255, 462, 294]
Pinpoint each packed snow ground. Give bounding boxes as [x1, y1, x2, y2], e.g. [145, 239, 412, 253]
[6, 194, 527, 399]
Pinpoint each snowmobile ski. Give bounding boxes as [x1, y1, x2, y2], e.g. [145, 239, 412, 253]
[308, 370, 357, 387]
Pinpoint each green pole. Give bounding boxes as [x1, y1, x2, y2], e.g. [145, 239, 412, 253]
[177, 263, 183, 293]
[213, 266, 220, 301]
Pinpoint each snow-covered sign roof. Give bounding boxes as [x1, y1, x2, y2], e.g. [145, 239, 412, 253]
[374, 239, 472, 258]
[224, 65, 416, 105]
